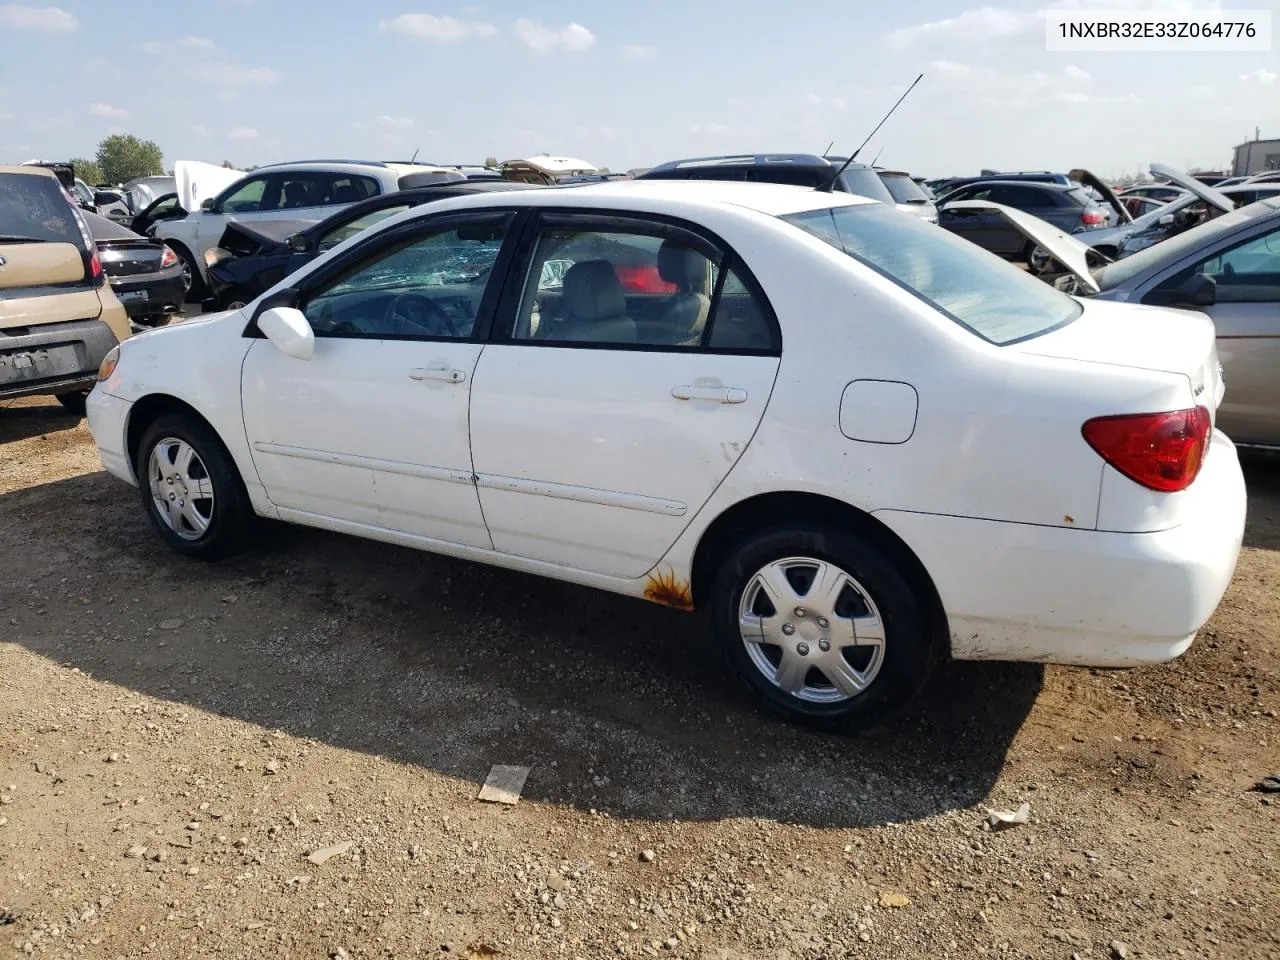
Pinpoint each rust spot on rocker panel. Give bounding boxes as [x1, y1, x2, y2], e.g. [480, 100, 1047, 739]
[644, 568, 694, 611]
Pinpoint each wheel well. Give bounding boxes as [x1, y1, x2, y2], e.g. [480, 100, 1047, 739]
[689, 492, 949, 648]
[126, 394, 216, 470]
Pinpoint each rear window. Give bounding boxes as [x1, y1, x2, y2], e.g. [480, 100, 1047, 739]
[880, 175, 929, 204]
[0, 172, 83, 246]
[838, 166, 896, 204]
[782, 203, 1081, 345]
[1062, 187, 1093, 208]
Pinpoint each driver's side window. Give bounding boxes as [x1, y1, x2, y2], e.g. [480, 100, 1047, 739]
[1191, 226, 1280, 303]
[218, 176, 269, 214]
[300, 217, 511, 340]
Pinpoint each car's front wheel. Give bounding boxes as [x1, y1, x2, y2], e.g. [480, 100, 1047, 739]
[710, 525, 935, 729]
[135, 413, 253, 559]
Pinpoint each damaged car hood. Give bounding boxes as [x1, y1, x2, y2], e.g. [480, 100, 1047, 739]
[1150, 163, 1235, 215]
[1068, 168, 1132, 224]
[945, 200, 1102, 293]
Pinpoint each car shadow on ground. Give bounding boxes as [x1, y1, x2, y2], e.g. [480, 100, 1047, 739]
[1241, 457, 1280, 551]
[0, 401, 83, 444]
[3, 471, 1043, 830]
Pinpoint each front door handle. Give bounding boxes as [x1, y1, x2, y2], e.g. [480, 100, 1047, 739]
[409, 367, 467, 384]
[672, 385, 748, 404]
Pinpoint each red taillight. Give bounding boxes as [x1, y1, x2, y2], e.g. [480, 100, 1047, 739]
[89, 247, 103, 280]
[1080, 210, 1105, 226]
[160, 245, 178, 269]
[615, 264, 677, 294]
[1082, 407, 1211, 493]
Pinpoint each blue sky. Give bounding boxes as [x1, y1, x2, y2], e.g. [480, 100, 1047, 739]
[1, 0, 1277, 179]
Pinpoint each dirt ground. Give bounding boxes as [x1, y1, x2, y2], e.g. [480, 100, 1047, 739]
[1, 393, 1276, 960]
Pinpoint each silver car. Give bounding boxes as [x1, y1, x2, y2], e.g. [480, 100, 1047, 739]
[947, 195, 1280, 450]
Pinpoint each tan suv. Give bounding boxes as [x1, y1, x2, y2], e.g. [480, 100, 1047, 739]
[1, 164, 132, 413]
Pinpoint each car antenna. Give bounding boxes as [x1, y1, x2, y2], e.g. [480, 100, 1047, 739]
[870, 145, 885, 166]
[818, 72, 923, 192]
[823, 140, 835, 156]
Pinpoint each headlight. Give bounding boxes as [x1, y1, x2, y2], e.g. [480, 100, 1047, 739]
[204, 247, 232, 267]
[98, 345, 120, 382]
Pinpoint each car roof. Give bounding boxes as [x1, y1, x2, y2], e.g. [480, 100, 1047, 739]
[395, 178, 875, 219]
[946, 179, 1077, 191]
[0, 164, 56, 178]
[647, 153, 842, 173]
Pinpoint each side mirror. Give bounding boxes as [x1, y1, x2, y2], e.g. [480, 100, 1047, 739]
[287, 233, 311, 253]
[200, 198, 215, 211]
[1158, 213, 1174, 225]
[256, 306, 315, 360]
[1147, 273, 1216, 308]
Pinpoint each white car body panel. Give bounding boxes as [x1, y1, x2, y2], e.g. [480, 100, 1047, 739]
[87, 179, 1246, 668]
[174, 160, 245, 214]
[947, 199, 1101, 292]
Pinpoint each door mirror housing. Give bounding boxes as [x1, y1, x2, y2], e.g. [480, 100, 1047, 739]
[1158, 213, 1175, 226]
[257, 306, 315, 360]
[1146, 273, 1216, 308]
[287, 232, 311, 253]
[200, 197, 215, 211]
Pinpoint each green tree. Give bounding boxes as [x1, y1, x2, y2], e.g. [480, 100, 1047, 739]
[95, 134, 164, 184]
[69, 157, 104, 185]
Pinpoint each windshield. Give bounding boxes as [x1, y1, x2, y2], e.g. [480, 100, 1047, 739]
[0, 173, 84, 246]
[782, 203, 1081, 345]
[880, 175, 929, 204]
[838, 166, 896, 204]
[1094, 199, 1280, 289]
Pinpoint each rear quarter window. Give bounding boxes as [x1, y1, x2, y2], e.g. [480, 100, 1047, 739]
[783, 203, 1081, 345]
[0, 173, 83, 246]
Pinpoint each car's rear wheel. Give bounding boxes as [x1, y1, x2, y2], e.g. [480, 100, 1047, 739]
[168, 242, 207, 302]
[135, 413, 253, 559]
[710, 524, 935, 729]
[55, 391, 88, 415]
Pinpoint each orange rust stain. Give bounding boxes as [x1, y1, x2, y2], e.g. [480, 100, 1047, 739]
[644, 568, 694, 611]
[1064, 515, 1075, 525]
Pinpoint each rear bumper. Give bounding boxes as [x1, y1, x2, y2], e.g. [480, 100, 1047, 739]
[0, 318, 119, 401]
[107, 266, 185, 321]
[877, 431, 1246, 666]
[86, 387, 136, 485]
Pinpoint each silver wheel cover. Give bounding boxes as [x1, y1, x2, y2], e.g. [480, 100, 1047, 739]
[147, 438, 215, 541]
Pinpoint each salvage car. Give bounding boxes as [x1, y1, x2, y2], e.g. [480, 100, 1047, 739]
[639, 154, 898, 206]
[155, 160, 460, 299]
[876, 169, 939, 223]
[950, 195, 1280, 449]
[0, 164, 132, 412]
[87, 180, 1244, 726]
[936, 180, 1115, 262]
[85, 210, 184, 327]
[203, 180, 540, 311]
[131, 193, 185, 236]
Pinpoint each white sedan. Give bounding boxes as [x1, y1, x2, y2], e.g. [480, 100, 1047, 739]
[87, 180, 1246, 727]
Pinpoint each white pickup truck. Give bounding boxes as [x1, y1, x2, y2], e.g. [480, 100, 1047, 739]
[154, 159, 458, 298]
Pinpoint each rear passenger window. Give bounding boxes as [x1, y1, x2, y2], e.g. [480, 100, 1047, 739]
[707, 267, 776, 351]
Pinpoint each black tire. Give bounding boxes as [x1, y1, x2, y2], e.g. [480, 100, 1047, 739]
[709, 524, 936, 730]
[219, 286, 256, 312]
[169, 242, 207, 302]
[55, 391, 88, 415]
[135, 413, 253, 560]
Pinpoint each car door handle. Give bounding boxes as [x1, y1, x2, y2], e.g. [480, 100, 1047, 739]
[409, 367, 466, 384]
[671, 385, 748, 404]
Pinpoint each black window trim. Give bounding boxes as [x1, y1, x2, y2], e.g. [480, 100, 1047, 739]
[487, 207, 781, 356]
[246, 208, 521, 344]
[1143, 219, 1280, 306]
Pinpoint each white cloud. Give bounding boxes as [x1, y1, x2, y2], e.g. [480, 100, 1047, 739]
[1239, 68, 1278, 84]
[1063, 64, 1090, 81]
[375, 115, 414, 130]
[181, 62, 282, 86]
[927, 59, 1142, 107]
[0, 112, 13, 121]
[178, 35, 215, 49]
[888, 6, 1040, 47]
[514, 18, 595, 54]
[189, 124, 209, 136]
[228, 126, 260, 140]
[620, 43, 658, 60]
[0, 4, 78, 30]
[88, 102, 130, 118]
[378, 13, 496, 42]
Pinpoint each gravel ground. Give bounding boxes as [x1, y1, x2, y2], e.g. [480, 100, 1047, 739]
[1, 393, 1277, 960]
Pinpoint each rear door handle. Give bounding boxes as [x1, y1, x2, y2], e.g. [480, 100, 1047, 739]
[671, 385, 748, 404]
[409, 367, 466, 384]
